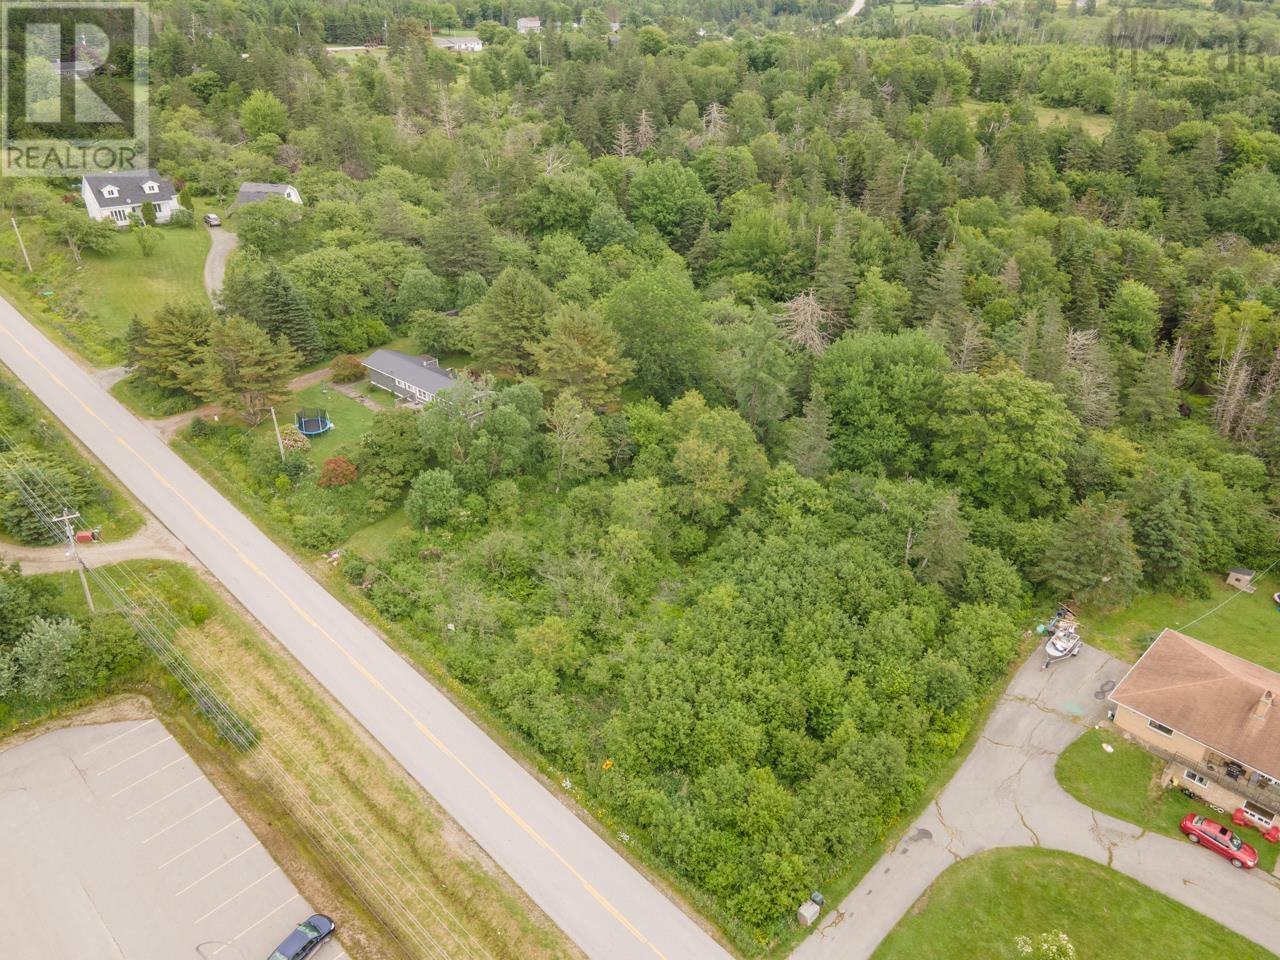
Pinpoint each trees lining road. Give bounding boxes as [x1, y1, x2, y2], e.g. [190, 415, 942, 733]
[0, 295, 731, 960]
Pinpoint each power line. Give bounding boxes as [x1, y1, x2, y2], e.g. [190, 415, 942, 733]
[0, 435, 494, 960]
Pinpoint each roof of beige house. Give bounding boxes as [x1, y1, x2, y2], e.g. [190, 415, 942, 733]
[1111, 628, 1280, 779]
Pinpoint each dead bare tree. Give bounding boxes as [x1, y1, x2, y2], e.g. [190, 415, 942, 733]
[1169, 335, 1187, 388]
[780, 290, 833, 355]
[1238, 344, 1280, 441]
[1213, 327, 1254, 438]
[634, 110, 655, 153]
[612, 122, 632, 158]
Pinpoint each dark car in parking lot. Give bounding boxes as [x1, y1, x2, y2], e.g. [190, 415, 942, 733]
[267, 914, 335, 960]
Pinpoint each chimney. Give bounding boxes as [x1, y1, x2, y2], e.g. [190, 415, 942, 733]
[1254, 690, 1274, 721]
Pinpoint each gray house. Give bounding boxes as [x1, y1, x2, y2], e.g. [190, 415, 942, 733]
[235, 182, 302, 206]
[362, 349, 456, 404]
[81, 170, 179, 225]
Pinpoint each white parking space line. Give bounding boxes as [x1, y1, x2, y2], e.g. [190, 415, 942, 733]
[111, 754, 188, 798]
[96, 735, 175, 776]
[81, 718, 155, 757]
[158, 819, 240, 870]
[128, 775, 205, 819]
[141, 796, 224, 843]
[212, 893, 300, 954]
[193, 866, 281, 924]
[175, 840, 261, 896]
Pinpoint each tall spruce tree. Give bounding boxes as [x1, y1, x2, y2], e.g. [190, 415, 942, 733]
[257, 265, 322, 362]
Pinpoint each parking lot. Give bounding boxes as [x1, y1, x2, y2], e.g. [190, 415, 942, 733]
[0, 719, 345, 960]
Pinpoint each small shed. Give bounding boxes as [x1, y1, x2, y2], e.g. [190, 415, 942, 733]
[1227, 568, 1257, 593]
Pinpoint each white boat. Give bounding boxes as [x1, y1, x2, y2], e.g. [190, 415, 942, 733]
[1040, 605, 1082, 669]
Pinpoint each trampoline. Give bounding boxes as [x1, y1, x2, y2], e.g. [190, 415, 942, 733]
[295, 408, 333, 436]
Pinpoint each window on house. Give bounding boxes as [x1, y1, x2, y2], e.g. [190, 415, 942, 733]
[143, 181, 159, 194]
[102, 186, 118, 198]
[1148, 719, 1174, 737]
[1184, 769, 1208, 787]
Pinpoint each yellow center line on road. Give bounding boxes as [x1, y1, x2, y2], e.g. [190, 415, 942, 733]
[0, 319, 671, 959]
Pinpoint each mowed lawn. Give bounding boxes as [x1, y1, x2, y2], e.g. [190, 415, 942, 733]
[1057, 729, 1279, 873]
[249, 382, 380, 466]
[873, 848, 1278, 960]
[1080, 572, 1280, 669]
[78, 224, 210, 347]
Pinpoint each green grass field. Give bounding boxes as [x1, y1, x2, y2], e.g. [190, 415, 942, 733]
[77, 223, 209, 353]
[960, 100, 1113, 138]
[252, 382, 380, 466]
[1080, 572, 1280, 669]
[1057, 728, 1279, 873]
[873, 847, 1278, 960]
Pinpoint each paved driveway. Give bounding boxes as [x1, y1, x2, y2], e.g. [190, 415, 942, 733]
[0, 290, 727, 960]
[795, 645, 1280, 959]
[204, 225, 238, 299]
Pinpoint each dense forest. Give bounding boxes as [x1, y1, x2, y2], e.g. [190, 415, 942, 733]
[4, 0, 1280, 949]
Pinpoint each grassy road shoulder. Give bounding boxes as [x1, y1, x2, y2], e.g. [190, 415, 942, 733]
[34, 559, 580, 960]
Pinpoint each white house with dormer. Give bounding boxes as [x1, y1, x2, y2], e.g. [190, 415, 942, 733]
[81, 170, 179, 225]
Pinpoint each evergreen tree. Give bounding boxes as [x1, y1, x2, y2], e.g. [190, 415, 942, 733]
[912, 494, 969, 588]
[133, 302, 215, 393]
[256, 265, 322, 361]
[1125, 349, 1179, 426]
[1035, 496, 1142, 608]
[783, 384, 832, 479]
[185, 316, 300, 425]
[530, 306, 635, 411]
[1126, 474, 1201, 594]
[469, 268, 556, 374]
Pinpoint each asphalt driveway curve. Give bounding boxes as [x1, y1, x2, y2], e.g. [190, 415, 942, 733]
[0, 297, 730, 960]
[794, 646, 1280, 959]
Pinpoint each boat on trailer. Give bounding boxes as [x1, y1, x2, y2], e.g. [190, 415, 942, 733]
[1039, 604, 1082, 669]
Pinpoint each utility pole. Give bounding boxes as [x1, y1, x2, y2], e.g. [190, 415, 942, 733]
[11, 218, 31, 272]
[270, 406, 286, 463]
[53, 510, 95, 613]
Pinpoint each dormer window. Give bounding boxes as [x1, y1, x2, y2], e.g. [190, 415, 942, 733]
[142, 181, 159, 194]
[102, 185, 118, 199]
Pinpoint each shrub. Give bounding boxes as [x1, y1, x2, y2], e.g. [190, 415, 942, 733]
[14, 616, 83, 701]
[318, 456, 358, 488]
[188, 602, 210, 625]
[167, 207, 195, 228]
[331, 354, 365, 383]
[342, 554, 369, 585]
[279, 424, 311, 452]
[187, 416, 217, 440]
[406, 469, 460, 527]
[293, 511, 345, 551]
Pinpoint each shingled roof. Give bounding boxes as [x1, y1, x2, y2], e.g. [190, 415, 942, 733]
[82, 170, 175, 208]
[1111, 628, 1280, 779]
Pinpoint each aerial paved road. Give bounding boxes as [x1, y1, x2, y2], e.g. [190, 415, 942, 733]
[0, 297, 732, 960]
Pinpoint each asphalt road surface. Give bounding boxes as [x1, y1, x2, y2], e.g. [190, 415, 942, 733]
[0, 298, 730, 960]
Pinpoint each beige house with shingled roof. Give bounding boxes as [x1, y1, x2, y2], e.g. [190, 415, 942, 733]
[1110, 628, 1280, 829]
